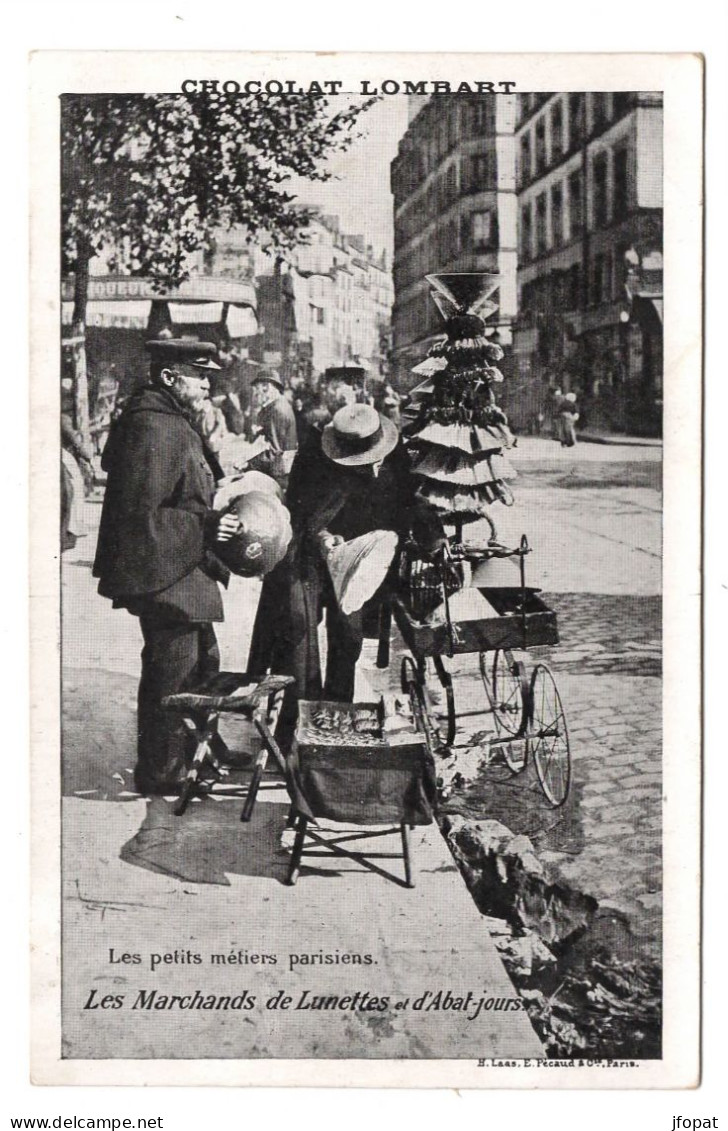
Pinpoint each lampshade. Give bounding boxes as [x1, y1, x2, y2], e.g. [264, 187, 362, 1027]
[425, 273, 502, 319]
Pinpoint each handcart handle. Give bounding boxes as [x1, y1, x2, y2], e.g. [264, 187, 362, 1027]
[451, 535, 532, 562]
[440, 573, 455, 658]
[436, 544, 457, 658]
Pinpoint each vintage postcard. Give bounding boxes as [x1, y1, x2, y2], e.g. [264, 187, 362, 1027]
[30, 51, 702, 1087]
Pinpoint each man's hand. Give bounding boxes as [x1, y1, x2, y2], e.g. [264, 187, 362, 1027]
[318, 532, 345, 558]
[216, 513, 243, 543]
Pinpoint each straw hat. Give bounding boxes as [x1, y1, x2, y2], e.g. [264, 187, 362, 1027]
[321, 404, 398, 467]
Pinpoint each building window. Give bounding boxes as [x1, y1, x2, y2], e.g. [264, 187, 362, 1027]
[593, 152, 609, 227]
[568, 169, 583, 236]
[535, 118, 547, 173]
[591, 92, 608, 133]
[567, 264, 582, 309]
[551, 182, 564, 247]
[613, 92, 632, 119]
[471, 98, 493, 134]
[448, 218, 459, 258]
[472, 210, 494, 249]
[550, 101, 564, 161]
[591, 254, 607, 305]
[446, 162, 458, 201]
[520, 202, 533, 261]
[468, 152, 491, 191]
[569, 93, 585, 146]
[519, 133, 532, 188]
[536, 193, 548, 255]
[605, 249, 615, 300]
[446, 106, 457, 150]
[613, 146, 629, 218]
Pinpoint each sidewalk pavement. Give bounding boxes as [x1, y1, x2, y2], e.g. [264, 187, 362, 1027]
[61, 502, 543, 1060]
[512, 435, 662, 463]
[577, 432, 662, 447]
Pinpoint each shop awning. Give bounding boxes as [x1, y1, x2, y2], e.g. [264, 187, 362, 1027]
[61, 274, 257, 309]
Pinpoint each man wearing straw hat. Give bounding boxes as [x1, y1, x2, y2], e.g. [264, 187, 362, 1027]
[248, 401, 444, 710]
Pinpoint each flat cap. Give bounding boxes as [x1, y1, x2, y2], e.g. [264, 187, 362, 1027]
[251, 367, 285, 391]
[146, 339, 222, 370]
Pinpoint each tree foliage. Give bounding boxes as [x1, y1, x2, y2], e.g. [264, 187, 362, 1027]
[61, 92, 377, 285]
[60, 92, 377, 441]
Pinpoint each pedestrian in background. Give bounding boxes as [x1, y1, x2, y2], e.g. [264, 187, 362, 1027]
[377, 382, 402, 429]
[560, 391, 580, 447]
[550, 387, 564, 440]
[61, 396, 96, 551]
[191, 396, 229, 455]
[247, 368, 298, 492]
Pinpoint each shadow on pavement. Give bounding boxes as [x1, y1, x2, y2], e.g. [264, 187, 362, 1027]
[119, 797, 334, 887]
[62, 666, 140, 800]
[440, 751, 587, 862]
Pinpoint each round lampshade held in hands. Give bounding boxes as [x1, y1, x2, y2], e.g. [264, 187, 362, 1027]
[215, 491, 293, 578]
[326, 530, 399, 615]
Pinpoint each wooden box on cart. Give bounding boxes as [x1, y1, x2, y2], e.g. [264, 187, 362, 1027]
[392, 586, 560, 658]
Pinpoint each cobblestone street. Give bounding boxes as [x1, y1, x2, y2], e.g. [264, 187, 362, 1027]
[359, 442, 663, 959]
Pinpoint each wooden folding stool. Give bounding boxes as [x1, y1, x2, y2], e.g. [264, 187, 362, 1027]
[162, 672, 293, 819]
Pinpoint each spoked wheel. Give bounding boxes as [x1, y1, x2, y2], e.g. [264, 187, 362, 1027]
[429, 656, 456, 747]
[480, 649, 529, 772]
[401, 656, 446, 757]
[528, 662, 571, 807]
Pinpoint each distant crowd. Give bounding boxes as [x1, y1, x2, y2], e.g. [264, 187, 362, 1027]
[61, 353, 405, 549]
[188, 355, 404, 488]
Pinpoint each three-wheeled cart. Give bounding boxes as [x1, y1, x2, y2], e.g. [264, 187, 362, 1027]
[377, 535, 572, 808]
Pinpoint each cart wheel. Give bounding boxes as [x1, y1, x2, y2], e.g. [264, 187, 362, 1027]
[480, 649, 528, 772]
[401, 657, 445, 757]
[430, 656, 456, 747]
[528, 663, 571, 807]
[483, 651, 529, 773]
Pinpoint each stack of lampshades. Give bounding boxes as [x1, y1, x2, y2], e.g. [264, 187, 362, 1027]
[404, 273, 517, 526]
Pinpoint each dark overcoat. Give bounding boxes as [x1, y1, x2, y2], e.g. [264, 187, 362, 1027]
[248, 395, 299, 490]
[93, 385, 228, 623]
[248, 428, 443, 697]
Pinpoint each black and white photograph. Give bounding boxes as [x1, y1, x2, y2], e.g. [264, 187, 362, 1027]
[28, 51, 702, 1088]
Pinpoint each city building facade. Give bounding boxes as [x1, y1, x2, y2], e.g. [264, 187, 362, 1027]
[207, 212, 393, 384]
[513, 91, 663, 435]
[62, 210, 394, 423]
[390, 93, 518, 388]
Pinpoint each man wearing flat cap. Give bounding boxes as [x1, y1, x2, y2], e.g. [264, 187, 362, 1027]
[248, 401, 444, 713]
[246, 367, 298, 492]
[93, 340, 240, 795]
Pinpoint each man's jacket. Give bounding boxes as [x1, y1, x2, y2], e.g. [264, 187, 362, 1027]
[93, 385, 228, 623]
[249, 395, 298, 487]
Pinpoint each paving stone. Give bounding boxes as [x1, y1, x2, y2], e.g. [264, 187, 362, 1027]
[617, 773, 657, 788]
[590, 822, 636, 838]
[635, 892, 662, 912]
[579, 793, 615, 810]
[600, 751, 647, 767]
